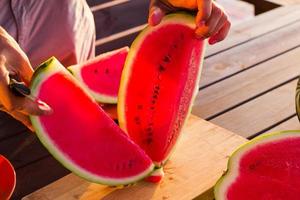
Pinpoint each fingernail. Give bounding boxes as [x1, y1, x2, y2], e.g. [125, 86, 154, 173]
[149, 8, 163, 26]
[209, 38, 217, 45]
[37, 100, 53, 115]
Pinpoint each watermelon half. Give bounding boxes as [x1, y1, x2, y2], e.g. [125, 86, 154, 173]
[68, 47, 129, 104]
[118, 13, 205, 166]
[30, 57, 154, 186]
[214, 131, 300, 200]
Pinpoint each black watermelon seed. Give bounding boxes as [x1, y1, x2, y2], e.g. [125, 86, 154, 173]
[163, 56, 171, 63]
[146, 138, 153, 144]
[105, 68, 109, 74]
[159, 65, 166, 72]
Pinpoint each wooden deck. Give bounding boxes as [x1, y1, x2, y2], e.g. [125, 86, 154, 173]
[1, 1, 300, 199]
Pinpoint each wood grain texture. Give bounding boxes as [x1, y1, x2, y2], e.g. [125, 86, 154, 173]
[13, 157, 70, 200]
[200, 16, 300, 88]
[268, 116, 300, 133]
[206, 5, 300, 57]
[265, 0, 300, 5]
[211, 80, 297, 138]
[241, 0, 280, 14]
[0, 112, 28, 140]
[0, 132, 49, 169]
[87, 0, 115, 7]
[193, 46, 300, 119]
[23, 116, 247, 200]
[93, 0, 148, 40]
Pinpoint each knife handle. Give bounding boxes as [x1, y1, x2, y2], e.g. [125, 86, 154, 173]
[9, 78, 31, 97]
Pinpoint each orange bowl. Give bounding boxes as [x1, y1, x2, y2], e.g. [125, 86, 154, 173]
[0, 155, 16, 200]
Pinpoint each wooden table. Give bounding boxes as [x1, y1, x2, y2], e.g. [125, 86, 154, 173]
[1, 1, 300, 199]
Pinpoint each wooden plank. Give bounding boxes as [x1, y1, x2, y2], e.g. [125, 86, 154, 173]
[0, 112, 28, 140]
[90, 0, 130, 12]
[93, 0, 148, 40]
[265, 0, 300, 5]
[268, 116, 300, 133]
[193, 46, 300, 119]
[200, 17, 300, 88]
[0, 132, 49, 169]
[211, 80, 297, 138]
[12, 156, 69, 200]
[86, 0, 112, 7]
[241, 0, 280, 14]
[23, 116, 247, 200]
[95, 4, 300, 56]
[206, 5, 300, 57]
[96, 30, 139, 55]
[216, 0, 254, 25]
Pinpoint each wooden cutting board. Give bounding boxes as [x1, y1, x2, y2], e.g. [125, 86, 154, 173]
[23, 115, 246, 200]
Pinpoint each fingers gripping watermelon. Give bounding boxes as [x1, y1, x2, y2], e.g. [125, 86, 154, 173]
[214, 131, 300, 200]
[68, 47, 129, 104]
[30, 57, 154, 186]
[118, 13, 205, 166]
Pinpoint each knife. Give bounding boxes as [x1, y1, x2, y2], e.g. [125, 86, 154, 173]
[8, 76, 35, 100]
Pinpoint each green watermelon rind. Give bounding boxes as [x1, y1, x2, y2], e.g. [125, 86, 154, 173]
[30, 57, 154, 186]
[295, 78, 300, 122]
[214, 130, 300, 200]
[118, 12, 206, 166]
[68, 47, 129, 104]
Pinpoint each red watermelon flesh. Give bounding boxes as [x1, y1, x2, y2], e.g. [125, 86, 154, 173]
[30, 58, 154, 185]
[214, 131, 300, 200]
[68, 47, 128, 104]
[0, 155, 15, 200]
[118, 13, 205, 165]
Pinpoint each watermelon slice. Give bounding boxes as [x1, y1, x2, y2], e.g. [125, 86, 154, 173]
[68, 47, 129, 104]
[214, 131, 300, 200]
[118, 13, 205, 166]
[30, 57, 154, 186]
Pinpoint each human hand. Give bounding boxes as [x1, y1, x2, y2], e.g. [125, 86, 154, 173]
[148, 0, 231, 45]
[0, 27, 52, 131]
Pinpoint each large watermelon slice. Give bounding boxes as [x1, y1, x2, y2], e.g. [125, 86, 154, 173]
[214, 131, 300, 200]
[68, 47, 129, 104]
[30, 57, 154, 186]
[118, 13, 205, 166]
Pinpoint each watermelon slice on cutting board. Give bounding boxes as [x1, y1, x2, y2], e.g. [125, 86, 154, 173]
[118, 12, 205, 167]
[30, 57, 154, 186]
[214, 131, 300, 200]
[68, 47, 128, 104]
